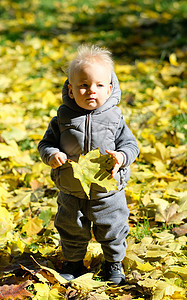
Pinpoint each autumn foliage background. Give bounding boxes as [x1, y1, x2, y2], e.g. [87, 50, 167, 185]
[0, 0, 187, 299]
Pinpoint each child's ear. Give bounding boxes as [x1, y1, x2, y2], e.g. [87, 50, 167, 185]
[68, 84, 74, 99]
[109, 84, 112, 95]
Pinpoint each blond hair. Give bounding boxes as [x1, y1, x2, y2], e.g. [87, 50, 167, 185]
[68, 44, 114, 83]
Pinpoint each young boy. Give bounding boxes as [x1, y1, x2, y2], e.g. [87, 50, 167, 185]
[38, 45, 139, 284]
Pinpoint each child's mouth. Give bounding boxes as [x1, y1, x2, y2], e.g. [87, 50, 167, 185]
[87, 98, 96, 101]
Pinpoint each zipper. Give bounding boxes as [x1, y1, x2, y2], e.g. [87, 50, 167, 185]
[85, 113, 91, 153]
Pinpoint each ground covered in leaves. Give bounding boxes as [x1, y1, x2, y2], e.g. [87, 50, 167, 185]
[0, 0, 187, 299]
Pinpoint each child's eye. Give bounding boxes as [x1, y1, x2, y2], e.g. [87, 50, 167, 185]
[98, 84, 104, 87]
[80, 84, 88, 87]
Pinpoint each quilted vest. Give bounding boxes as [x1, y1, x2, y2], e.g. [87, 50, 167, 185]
[50, 73, 129, 199]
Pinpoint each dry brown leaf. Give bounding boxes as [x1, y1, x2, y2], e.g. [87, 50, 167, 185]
[0, 280, 33, 300]
[172, 223, 187, 236]
[120, 294, 132, 300]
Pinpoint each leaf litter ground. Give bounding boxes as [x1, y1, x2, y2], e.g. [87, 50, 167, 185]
[0, 0, 187, 299]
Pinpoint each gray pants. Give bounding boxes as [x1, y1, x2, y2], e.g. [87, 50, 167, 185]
[54, 189, 129, 262]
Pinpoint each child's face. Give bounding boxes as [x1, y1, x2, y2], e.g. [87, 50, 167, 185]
[68, 60, 112, 110]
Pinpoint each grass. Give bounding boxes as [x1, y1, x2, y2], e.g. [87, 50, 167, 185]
[171, 113, 187, 143]
[129, 217, 152, 242]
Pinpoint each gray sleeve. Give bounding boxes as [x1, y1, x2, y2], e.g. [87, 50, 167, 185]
[37, 116, 61, 165]
[115, 117, 139, 167]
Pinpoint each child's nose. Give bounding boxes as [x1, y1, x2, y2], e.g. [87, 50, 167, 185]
[88, 85, 96, 94]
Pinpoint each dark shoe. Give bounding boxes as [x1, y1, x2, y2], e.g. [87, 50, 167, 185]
[104, 261, 125, 285]
[60, 260, 83, 281]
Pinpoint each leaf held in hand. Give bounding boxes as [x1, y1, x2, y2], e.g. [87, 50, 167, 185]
[69, 149, 118, 198]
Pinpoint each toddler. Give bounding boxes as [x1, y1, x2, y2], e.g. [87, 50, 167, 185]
[38, 45, 139, 284]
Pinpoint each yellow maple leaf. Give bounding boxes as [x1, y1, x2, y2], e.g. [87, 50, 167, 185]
[136, 261, 155, 272]
[71, 273, 105, 291]
[0, 186, 10, 204]
[153, 160, 167, 173]
[21, 216, 43, 236]
[0, 140, 20, 158]
[70, 149, 118, 199]
[169, 53, 178, 66]
[0, 206, 14, 237]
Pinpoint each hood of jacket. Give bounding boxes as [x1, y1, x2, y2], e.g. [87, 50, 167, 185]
[62, 71, 121, 114]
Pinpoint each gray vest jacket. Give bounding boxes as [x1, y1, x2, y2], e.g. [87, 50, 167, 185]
[38, 73, 139, 199]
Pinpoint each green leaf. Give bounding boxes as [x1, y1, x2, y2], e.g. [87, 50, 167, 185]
[39, 209, 53, 227]
[69, 149, 118, 198]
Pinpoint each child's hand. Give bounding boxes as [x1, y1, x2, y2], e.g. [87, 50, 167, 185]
[105, 150, 125, 178]
[49, 152, 67, 169]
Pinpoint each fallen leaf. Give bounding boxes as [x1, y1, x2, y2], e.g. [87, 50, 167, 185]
[169, 266, 187, 281]
[0, 206, 14, 236]
[169, 53, 178, 66]
[0, 280, 33, 300]
[153, 282, 172, 300]
[155, 202, 187, 225]
[34, 282, 61, 300]
[120, 294, 132, 299]
[21, 216, 43, 236]
[172, 223, 187, 236]
[136, 261, 155, 272]
[31, 256, 67, 285]
[20, 264, 49, 283]
[146, 249, 168, 258]
[138, 278, 157, 288]
[152, 280, 185, 300]
[71, 273, 105, 291]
